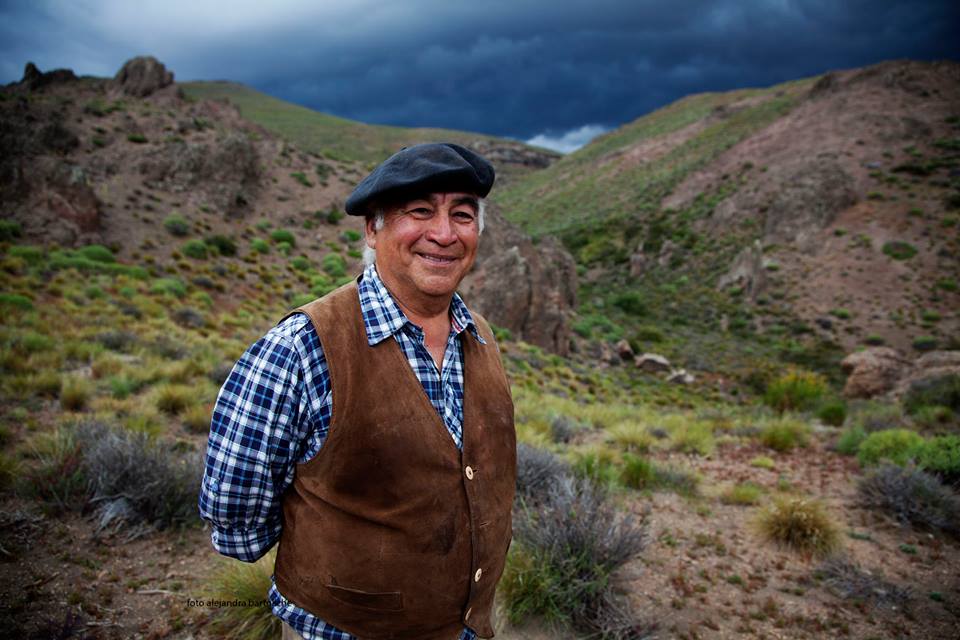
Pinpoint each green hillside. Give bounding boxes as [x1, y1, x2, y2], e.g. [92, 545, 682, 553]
[181, 81, 530, 166]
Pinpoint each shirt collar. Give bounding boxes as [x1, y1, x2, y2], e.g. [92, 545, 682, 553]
[357, 264, 485, 347]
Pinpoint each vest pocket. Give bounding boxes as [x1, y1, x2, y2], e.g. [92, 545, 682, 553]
[325, 583, 404, 612]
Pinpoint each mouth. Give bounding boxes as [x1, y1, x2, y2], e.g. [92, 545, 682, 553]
[416, 252, 460, 265]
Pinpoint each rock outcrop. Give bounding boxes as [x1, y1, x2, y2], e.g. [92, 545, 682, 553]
[892, 351, 960, 400]
[841, 347, 911, 398]
[113, 56, 174, 97]
[459, 204, 577, 355]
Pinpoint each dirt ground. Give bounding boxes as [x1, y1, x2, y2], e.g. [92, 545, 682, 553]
[2, 426, 958, 640]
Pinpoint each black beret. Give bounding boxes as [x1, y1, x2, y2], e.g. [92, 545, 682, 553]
[345, 143, 495, 216]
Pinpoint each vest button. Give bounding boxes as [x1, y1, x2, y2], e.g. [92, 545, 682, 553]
[465, 465, 475, 480]
[474, 568, 482, 582]
[465, 607, 472, 621]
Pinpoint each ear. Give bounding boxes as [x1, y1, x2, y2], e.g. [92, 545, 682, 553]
[364, 216, 377, 250]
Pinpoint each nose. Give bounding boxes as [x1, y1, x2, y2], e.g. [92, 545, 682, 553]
[424, 211, 457, 246]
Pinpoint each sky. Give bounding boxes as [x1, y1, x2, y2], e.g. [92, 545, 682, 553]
[2, 0, 958, 153]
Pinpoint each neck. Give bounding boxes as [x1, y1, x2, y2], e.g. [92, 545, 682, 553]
[375, 267, 452, 328]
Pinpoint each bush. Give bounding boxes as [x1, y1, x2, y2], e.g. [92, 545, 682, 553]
[501, 475, 650, 634]
[721, 482, 764, 505]
[670, 419, 715, 456]
[903, 374, 960, 415]
[750, 456, 776, 470]
[60, 376, 92, 411]
[342, 229, 362, 243]
[164, 214, 190, 237]
[515, 443, 571, 504]
[17, 426, 87, 513]
[619, 453, 656, 490]
[151, 277, 187, 298]
[326, 208, 344, 225]
[756, 496, 841, 556]
[857, 429, 924, 467]
[0, 293, 33, 311]
[835, 426, 867, 456]
[181, 239, 208, 260]
[881, 241, 917, 260]
[270, 229, 296, 247]
[322, 253, 346, 277]
[205, 234, 237, 257]
[858, 464, 959, 535]
[763, 369, 828, 413]
[611, 291, 647, 316]
[572, 447, 620, 489]
[816, 399, 847, 426]
[911, 435, 960, 485]
[290, 256, 311, 271]
[912, 336, 938, 352]
[155, 384, 195, 415]
[759, 418, 811, 452]
[250, 238, 269, 254]
[80, 422, 202, 531]
[814, 555, 910, 607]
[207, 550, 280, 640]
[853, 402, 902, 433]
[607, 421, 652, 453]
[77, 244, 115, 263]
[127, 133, 148, 144]
[0, 219, 23, 241]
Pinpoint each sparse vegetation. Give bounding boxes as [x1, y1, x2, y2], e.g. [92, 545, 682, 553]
[207, 550, 280, 640]
[759, 417, 811, 452]
[756, 496, 841, 556]
[858, 464, 959, 535]
[882, 240, 917, 260]
[763, 369, 827, 414]
[164, 214, 190, 237]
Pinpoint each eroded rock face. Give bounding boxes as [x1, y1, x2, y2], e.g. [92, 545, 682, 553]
[892, 351, 960, 400]
[113, 56, 174, 97]
[841, 347, 911, 398]
[459, 204, 577, 355]
[717, 240, 767, 300]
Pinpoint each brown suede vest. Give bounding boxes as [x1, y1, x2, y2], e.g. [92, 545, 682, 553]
[274, 282, 516, 640]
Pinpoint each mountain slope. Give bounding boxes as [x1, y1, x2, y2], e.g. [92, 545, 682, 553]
[495, 60, 960, 369]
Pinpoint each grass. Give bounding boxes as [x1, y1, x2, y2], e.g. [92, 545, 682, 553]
[60, 376, 93, 411]
[207, 550, 279, 640]
[16, 426, 87, 514]
[155, 384, 196, 416]
[721, 482, 764, 505]
[763, 369, 828, 414]
[755, 496, 841, 557]
[759, 417, 811, 452]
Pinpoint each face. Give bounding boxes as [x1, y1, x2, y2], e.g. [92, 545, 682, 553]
[365, 192, 480, 309]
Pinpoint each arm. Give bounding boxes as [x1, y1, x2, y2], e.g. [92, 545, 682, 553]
[198, 314, 328, 562]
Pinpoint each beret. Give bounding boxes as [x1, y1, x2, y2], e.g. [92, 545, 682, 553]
[345, 143, 495, 216]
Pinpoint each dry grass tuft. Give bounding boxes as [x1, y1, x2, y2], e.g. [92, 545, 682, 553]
[756, 496, 841, 556]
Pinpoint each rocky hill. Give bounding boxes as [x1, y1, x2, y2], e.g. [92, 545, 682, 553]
[495, 60, 959, 379]
[0, 57, 573, 353]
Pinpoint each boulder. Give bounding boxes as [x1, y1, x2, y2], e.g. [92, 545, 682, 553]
[668, 369, 695, 385]
[615, 339, 634, 361]
[841, 347, 910, 399]
[113, 56, 174, 97]
[717, 240, 767, 300]
[635, 353, 671, 373]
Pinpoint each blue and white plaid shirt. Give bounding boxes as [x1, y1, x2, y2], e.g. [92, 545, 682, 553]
[200, 264, 484, 640]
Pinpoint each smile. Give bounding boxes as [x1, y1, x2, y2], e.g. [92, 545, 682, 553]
[416, 252, 459, 265]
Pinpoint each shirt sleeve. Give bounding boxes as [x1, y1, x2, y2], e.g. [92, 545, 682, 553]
[198, 314, 326, 562]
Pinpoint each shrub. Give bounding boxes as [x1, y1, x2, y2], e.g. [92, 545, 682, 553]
[155, 384, 195, 415]
[127, 133, 148, 144]
[342, 229, 362, 243]
[0, 293, 33, 311]
[181, 239, 208, 260]
[858, 464, 959, 535]
[911, 435, 960, 485]
[611, 291, 647, 316]
[326, 208, 344, 225]
[750, 456, 776, 470]
[670, 419, 715, 456]
[857, 429, 924, 467]
[572, 446, 620, 489]
[814, 555, 910, 607]
[912, 405, 955, 429]
[60, 376, 92, 411]
[756, 496, 841, 556]
[150, 277, 187, 298]
[207, 550, 280, 640]
[250, 238, 269, 254]
[607, 421, 652, 453]
[721, 482, 764, 506]
[80, 422, 202, 531]
[515, 443, 571, 504]
[0, 219, 23, 241]
[182, 404, 212, 435]
[164, 214, 190, 237]
[882, 241, 917, 260]
[205, 234, 237, 257]
[764, 369, 828, 413]
[290, 171, 312, 187]
[648, 464, 700, 496]
[77, 244, 115, 263]
[835, 426, 867, 456]
[96, 330, 139, 352]
[816, 399, 847, 426]
[290, 256, 311, 271]
[501, 476, 650, 634]
[759, 418, 811, 452]
[619, 453, 656, 490]
[16, 426, 87, 513]
[912, 336, 938, 352]
[322, 253, 346, 278]
[270, 229, 296, 247]
[903, 374, 960, 415]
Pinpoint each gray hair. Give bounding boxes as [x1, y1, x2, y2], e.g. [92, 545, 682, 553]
[362, 199, 486, 267]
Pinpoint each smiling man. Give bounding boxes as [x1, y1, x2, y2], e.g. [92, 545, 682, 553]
[200, 143, 517, 640]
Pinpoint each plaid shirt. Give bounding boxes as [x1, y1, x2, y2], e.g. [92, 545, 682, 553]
[200, 264, 484, 640]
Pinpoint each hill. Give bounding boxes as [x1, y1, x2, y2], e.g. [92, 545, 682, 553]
[494, 60, 960, 380]
[181, 80, 557, 185]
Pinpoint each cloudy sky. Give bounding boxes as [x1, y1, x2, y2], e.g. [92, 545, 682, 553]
[2, 1, 958, 152]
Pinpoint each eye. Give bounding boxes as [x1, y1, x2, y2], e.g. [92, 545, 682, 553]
[407, 207, 432, 218]
[453, 210, 476, 222]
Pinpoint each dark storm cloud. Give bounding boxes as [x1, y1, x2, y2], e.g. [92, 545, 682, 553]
[2, 1, 958, 150]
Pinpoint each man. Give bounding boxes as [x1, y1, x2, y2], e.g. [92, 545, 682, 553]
[200, 143, 517, 640]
